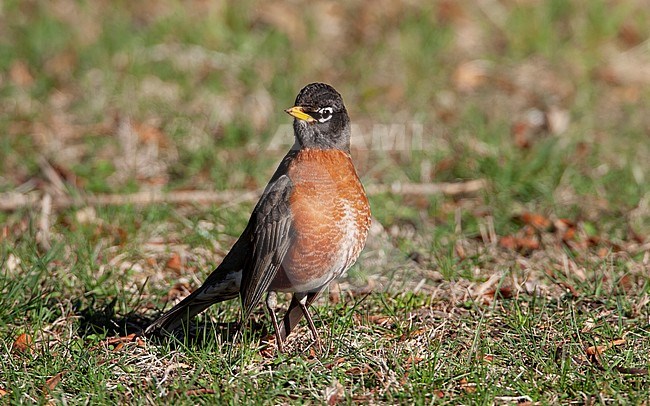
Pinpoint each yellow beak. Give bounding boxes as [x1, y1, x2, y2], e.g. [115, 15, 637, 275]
[285, 106, 315, 123]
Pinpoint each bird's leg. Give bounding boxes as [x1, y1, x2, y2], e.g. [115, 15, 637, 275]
[265, 291, 284, 353]
[279, 290, 322, 341]
[295, 292, 322, 351]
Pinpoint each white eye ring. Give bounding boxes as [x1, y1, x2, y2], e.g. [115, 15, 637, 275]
[317, 107, 333, 123]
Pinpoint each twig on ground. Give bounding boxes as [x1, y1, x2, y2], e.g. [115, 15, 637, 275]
[0, 180, 486, 212]
[37, 193, 52, 251]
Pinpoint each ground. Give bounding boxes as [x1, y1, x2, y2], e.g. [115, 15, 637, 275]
[1, 1, 649, 404]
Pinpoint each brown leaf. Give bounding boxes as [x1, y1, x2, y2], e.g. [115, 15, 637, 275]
[134, 122, 170, 148]
[554, 219, 577, 241]
[404, 356, 424, 369]
[562, 227, 576, 241]
[10, 60, 34, 87]
[0, 387, 9, 397]
[346, 364, 372, 375]
[90, 334, 138, 351]
[518, 236, 540, 250]
[455, 241, 466, 259]
[165, 253, 182, 273]
[164, 282, 192, 302]
[437, 0, 466, 24]
[453, 60, 489, 92]
[44, 371, 65, 391]
[459, 378, 476, 393]
[557, 281, 580, 298]
[325, 357, 347, 370]
[618, 22, 643, 47]
[512, 121, 532, 149]
[499, 235, 540, 251]
[586, 338, 626, 356]
[499, 235, 518, 250]
[520, 212, 551, 230]
[367, 315, 392, 326]
[259, 339, 277, 359]
[484, 286, 514, 300]
[328, 282, 341, 304]
[596, 247, 610, 258]
[482, 354, 494, 363]
[12, 333, 33, 354]
[184, 388, 216, 396]
[324, 379, 344, 405]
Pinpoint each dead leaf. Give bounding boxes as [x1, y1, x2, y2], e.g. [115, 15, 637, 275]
[519, 212, 551, 230]
[583, 338, 648, 374]
[259, 336, 277, 359]
[325, 357, 347, 370]
[367, 315, 393, 326]
[134, 122, 170, 148]
[562, 227, 576, 241]
[586, 338, 626, 356]
[499, 235, 540, 251]
[404, 356, 424, 369]
[0, 387, 9, 397]
[165, 253, 182, 273]
[455, 241, 466, 259]
[10, 60, 34, 87]
[484, 286, 514, 300]
[459, 378, 476, 393]
[512, 121, 533, 149]
[183, 388, 216, 396]
[453, 60, 489, 92]
[554, 219, 577, 242]
[90, 334, 138, 351]
[12, 333, 33, 354]
[329, 282, 341, 304]
[324, 379, 344, 405]
[557, 281, 579, 298]
[512, 108, 546, 149]
[618, 21, 643, 47]
[499, 235, 518, 250]
[346, 364, 372, 375]
[164, 282, 192, 302]
[546, 106, 570, 135]
[44, 371, 65, 391]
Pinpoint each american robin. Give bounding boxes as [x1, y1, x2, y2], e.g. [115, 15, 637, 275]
[145, 83, 371, 352]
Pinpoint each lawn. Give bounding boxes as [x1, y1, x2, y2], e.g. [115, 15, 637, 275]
[1, 1, 649, 404]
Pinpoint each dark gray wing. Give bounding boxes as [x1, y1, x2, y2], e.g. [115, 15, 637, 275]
[240, 174, 294, 320]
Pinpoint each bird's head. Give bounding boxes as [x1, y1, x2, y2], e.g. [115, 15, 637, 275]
[285, 82, 351, 152]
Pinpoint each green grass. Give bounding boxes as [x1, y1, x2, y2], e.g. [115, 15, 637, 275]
[1, 0, 649, 404]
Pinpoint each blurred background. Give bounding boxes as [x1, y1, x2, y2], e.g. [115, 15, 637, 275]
[1, 0, 649, 251]
[1, 2, 650, 401]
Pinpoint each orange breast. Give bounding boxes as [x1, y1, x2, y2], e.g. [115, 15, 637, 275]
[270, 149, 371, 293]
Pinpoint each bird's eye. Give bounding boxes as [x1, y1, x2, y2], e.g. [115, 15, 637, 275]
[313, 107, 333, 123]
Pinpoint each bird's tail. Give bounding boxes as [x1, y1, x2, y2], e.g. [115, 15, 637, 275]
[144, 267, 242, 336]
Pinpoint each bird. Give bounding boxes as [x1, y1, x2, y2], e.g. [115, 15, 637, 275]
[144, 83, 371, 352]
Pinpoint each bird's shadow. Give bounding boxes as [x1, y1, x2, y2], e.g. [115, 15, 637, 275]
[74, 297, 268, 350]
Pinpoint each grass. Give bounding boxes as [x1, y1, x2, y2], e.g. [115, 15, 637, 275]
[1, 0, 649, 404]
